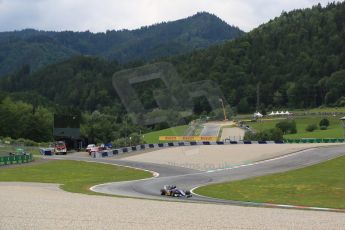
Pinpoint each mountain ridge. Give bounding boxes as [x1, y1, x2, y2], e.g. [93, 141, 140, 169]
[0, 12, 244, 77]
[2, 2, 345, 112]
[1, 3, 345, 143]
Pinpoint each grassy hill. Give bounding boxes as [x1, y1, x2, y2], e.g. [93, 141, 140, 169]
[143, 125, 188, 144]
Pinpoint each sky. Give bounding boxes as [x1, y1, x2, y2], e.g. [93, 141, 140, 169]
[0, 0, 343, 32]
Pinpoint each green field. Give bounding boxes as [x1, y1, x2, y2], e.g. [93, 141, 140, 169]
[247, 116, 344, 139]
[191, 124, 204, 136]
[0, 145, 40, 156]
[195, 155, 345, 209]
[297, 107, 345, 113]
[143, 125, 188, 143]
[0, 160, 151, 195]
[234, 107, 345, 120]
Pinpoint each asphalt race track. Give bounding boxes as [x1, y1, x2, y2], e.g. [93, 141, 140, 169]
[55, 145, 345, 209]
[200, 123, 222, 136]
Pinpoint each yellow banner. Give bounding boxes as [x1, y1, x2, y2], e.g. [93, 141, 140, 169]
[159, 136, 217, 141]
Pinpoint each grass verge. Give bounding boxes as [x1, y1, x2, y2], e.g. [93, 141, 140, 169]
[247, 116, 343, 139]
[0, 145, 40, 156]
[143, 125, 188, 143]
[0, 160, 152, 195]
[192, 124, 204, 136]
[195, 155, 345, 209]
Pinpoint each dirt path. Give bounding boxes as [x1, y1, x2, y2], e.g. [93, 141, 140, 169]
[220, 127, 245, 141]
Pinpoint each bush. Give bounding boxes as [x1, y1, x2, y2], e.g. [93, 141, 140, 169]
[244, 128, 283, 141]
[276, 120, 297, 134]
[129, 132, 145, 146]
[306, 124, 318, 132]
[14, 138, 39, 146]
[319, 118, 330, 128]
[112, 133, 145, 148]
[3, 137, 13, 144]
[243, 131, 256, 141]
[269, 128, 284, 141]
[320, 125, 327, 130]
[112, 138, 127, 148]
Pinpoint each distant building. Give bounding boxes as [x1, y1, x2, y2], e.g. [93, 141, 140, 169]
[53, 114, 83, 150]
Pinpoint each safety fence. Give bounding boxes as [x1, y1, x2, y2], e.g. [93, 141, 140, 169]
[0, 154, 33, 166]
[285, 138, 345, 143]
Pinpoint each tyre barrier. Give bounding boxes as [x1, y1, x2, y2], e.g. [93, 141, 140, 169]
[0, 154, 33, 166]
[93, 140, 283, 158]
[285, 138, 345, 144]
[93, 138, 345, 158]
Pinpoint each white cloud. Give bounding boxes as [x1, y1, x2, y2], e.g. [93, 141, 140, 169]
[0, 0, 342, 32]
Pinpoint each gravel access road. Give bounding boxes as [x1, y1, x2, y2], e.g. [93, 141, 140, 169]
[1, 182, 344, 230]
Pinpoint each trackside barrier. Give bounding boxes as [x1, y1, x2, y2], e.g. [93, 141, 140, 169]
[93, 140, 283, 158]
[0, 154, 33, 166]
[285, 138, 345, 144]
[93, 138, 344, 158]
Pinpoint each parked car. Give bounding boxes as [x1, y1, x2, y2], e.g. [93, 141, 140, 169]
[86, 144, 96, 153]
[104, 143, 113, 149]
[89, 146, 102, 156]
[54, 141, 67, 155]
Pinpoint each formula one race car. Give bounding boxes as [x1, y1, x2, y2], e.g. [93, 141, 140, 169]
[160, 185, 192, 198]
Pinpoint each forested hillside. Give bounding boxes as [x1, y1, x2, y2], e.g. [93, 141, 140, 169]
[170, 2, 345, 112]
[1, 2, 345, 143]
[1, 57, 123, 111]
[2, 2, 345, 112]
[0, 12, 243, 77]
